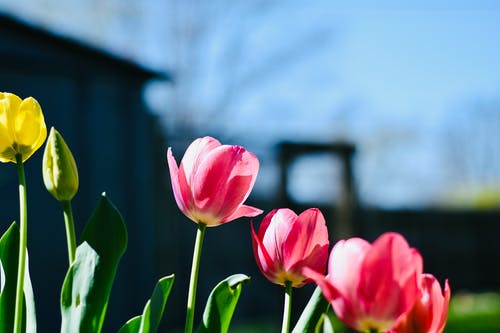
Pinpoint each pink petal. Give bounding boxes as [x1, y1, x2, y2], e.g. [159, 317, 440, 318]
[302, 267, 338, 302]
[192, 145, 259, 223]
[390, 275, 450, 333]
[288, 242, 329, 285]
[181, 136, 221, 185]
[419, 274, 450, 333]
[260, 209, 296, 264]
[251, 221, 278, 283]
[167, 148, 190, 216]
[329, 238, 369, 300]
[222, 204, 263, 223]
[359, 233, 422, 321]
[438, 279, 451, 333]
[283, 208, 329, 271]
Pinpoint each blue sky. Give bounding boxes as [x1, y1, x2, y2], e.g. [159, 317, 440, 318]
[2, 0, 500, 207]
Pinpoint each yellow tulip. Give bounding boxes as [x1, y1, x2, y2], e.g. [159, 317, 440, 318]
[0, 92, 47, 163]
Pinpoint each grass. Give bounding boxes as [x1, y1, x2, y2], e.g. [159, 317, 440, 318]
[444, 291, 500, 333]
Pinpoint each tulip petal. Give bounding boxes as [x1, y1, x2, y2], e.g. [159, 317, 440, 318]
[288, 243, 329, 285]
[325, 238, 371, 330]
[167, 148, 191, 218]
[358, 233, 422, 326]
[0, 94, 17, 159]
[302, 267, 337, 302]
[417, 275, 450, 333]
[223, 204, 263, 223]
[389, 275, 450, 333]
[260, 209, 296, 264]
[329, 238, 369, 299]
[250, 221, 277, 283]
[283, 208, 329, 272]
[16, 97, 44, 147]
[193, 145, 259, 223]
[0, 93, 21, 140]
[181, 136, 221, 185]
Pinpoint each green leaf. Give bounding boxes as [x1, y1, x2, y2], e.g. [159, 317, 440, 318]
[60, 194, 128, 333]
[315, 314, 335, 333]
[0, 222, 37, 333]
[0, 223, 18, 333]
[23, 251, 36, 333]
[292, 286, 330, 333]
[118, 274, 175, 333]
[118, 316, 141, 333]
[197, 274, 250, 333]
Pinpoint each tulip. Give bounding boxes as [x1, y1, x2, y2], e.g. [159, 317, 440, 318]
[43, 127, 79, 202]
[304, 232, 423, 333]
[42, 127, 79, 265]
[0, 92, 47, 333]
[167, 136, 262, 333]
[251, 208, 329, 333]
[389, 274, 450, 333]
[167, 136, 262, 226]
[251, 208, 330, 288]
[0, 92, 47, 163]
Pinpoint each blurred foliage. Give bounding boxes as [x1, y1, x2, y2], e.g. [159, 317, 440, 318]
[223, 292, 500, 333]
[441, 186, 500, 210]
[444, 292, 500, 333]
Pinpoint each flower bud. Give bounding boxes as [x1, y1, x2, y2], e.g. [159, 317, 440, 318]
[43, 127, 79, 201]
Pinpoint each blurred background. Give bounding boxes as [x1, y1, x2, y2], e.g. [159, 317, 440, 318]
[0, 0, 499, 332]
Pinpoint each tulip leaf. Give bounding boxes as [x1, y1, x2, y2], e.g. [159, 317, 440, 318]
[197, 274, 250, 333]
[117, 274, 175, 333]
[315, 313, 335, 333]
[0, 222, 37, 333]
[119, 316, 141, 333]
[292, 286, 330, 333]
[60, 194, 127, 333]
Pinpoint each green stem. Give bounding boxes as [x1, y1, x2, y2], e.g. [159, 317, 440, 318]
[184, 223, 207, 333]
[13, 154, 27, 333]
[62, 200, 76, 265]
[281, 281, 293, 333]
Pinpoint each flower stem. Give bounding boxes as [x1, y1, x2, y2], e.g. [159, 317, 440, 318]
[281, 281, 293, 333]
[62, 200, 76, 265]
[185, 223, 207, 333]
[14, 154, 27, 333]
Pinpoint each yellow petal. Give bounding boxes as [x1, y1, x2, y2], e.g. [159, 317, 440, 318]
[0, 93, 19, 162]
[1, 93, 22, 140]
[15, 97, 44, 146]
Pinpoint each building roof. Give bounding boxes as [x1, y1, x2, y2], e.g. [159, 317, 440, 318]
[0, 12, 171, 81]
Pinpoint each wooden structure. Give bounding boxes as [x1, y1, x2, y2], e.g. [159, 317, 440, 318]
[278, 141, 357, 239]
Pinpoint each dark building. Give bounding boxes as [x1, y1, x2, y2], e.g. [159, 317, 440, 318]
[0, 13, 170, 331]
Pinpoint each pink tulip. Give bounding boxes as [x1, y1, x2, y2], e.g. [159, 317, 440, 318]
[251, 208, 329, 287]
[304, 232, 423, 333]
[389, 274, 450, 333]
[167, 136, 262, 226]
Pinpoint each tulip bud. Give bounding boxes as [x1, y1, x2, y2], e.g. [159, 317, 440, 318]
[43, 127, 79, 201]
